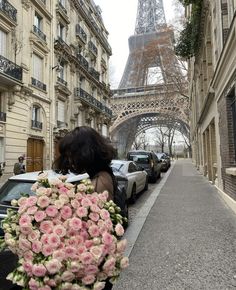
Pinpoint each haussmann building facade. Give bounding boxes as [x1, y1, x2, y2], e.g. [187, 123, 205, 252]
[188, 0, 236, 211]
[0, 0, 112, 182]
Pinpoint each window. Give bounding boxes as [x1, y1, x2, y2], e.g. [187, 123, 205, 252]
[59, 0, 66, 7]
[32, 105, 40, 122]
[32, 105, 42, 129]
[34, 13, 42, 30]
[57, 100, 65, 123]
[58, 23, 65, 40]
[33, 53, 43, 81]
[0, 29, 7, 57]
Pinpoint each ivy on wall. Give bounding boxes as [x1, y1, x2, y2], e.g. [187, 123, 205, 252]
[175, 0, 203, 59]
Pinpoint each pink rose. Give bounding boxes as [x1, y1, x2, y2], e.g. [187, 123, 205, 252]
[52, 249, 66, 261]
[46, 205, 58, 217]
[45, 259, 62, 274]
[90, 245, 103, 260]
[115, 223, 124, 236]
[53, 225, 66, 237]
[93, 282, 106, 290]
[88, 225, 100, 237]
[76, 206, 88, 218]
[28, 277, 40, 289]
[26, 196, 37, 207]
[103, 257, 116, 272]
[19, 214, 31, 227]
[81, 274, 96, 285]
[116, 239, 127, 253]
[89, 212, 100, 222]
[32, 240, 42, 253]
[23, 261, 33, 274]
[64, 246, 77, 258]
[102, 232, 113, 245]
[81, 197, 92, 207]
[48, 233, 60, 248]
[100, 209, 110, 220]
[60, 206, 72, 220]
[32, 264, 47, 277]
[80, 252, 94, 265]
[40, 220, 53, 234]
[27, 206, 38, 215]
[68, 217, 82, 231]
[61, 270, 75, 282]
[42, 244, 54, 256]
[34, 210, 46, 222]
[120, 256, 129, 268]
[37, 195, 50, 208]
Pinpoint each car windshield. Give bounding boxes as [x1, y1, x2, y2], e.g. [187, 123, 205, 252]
[128, 154, 150, 164]
[0, 180, 35, 205]
[111, 162, 124, 172]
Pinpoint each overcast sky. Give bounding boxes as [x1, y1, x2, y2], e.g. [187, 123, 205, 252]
[94, 0, 177, 88]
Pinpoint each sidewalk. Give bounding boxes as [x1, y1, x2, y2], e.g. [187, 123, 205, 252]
[114, 159, 236, 290]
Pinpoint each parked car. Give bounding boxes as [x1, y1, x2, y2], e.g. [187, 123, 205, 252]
[155, 152, 171, 172]
[111, 160, 148, 203]
[127, 150, 162, 183]
[0, 169, 128, 290]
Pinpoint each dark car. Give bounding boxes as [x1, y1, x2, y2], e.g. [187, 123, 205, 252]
[155, 152, 171, 172]
[0, 170, 128, 290]
[127, 150, 162, 183]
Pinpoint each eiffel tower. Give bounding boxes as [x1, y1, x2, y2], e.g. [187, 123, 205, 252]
[110, 0, 189, 157]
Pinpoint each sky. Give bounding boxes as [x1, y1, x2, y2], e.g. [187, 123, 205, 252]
[94, 0, 177, 88]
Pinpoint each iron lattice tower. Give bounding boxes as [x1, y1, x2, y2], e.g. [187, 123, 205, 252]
[111, 0, 189, 157]
[135, 0, 166, 34]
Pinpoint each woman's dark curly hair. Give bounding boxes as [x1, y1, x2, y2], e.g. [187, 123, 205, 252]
[53, 126, 116, 178]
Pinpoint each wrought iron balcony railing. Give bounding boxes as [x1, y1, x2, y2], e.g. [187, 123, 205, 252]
[31, 120, 42, 129]
[0, 0, 17, 22]
[77, 54, 88, 70]
[75, 24, 87, 43]
[0, 112, 6, 122]
[0, 55, 22, 81]
[57, 120, 68, 128]
[33, 25, 46, 42]
[55, 37, 71, 51]
[88, 41, 98, 56]
[31, 77, 46, 91]
[75, 88, 112, 117]
[88, 67, 100, 81]
[57, 76, 67, 86]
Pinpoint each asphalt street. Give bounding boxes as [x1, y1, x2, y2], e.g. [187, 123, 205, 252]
[114, 159, 236, 290]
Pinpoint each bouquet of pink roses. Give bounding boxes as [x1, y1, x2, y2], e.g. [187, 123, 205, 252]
[0, 172, 128, 290]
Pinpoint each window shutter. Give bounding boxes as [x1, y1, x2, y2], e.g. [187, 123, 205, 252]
[0, 30, 7, 57]
[33, 54, 43, 81]
[58, 100, 65, 122]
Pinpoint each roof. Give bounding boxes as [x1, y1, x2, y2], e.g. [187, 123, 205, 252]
[9, 170, 89, 183]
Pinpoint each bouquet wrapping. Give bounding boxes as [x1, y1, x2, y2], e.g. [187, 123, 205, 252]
[0, 173, 128, 290]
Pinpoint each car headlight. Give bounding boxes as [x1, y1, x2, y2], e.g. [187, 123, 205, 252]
[117, 180, 128, 191]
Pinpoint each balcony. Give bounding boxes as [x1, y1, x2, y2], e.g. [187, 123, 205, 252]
[31, 120, 42, 129]
[0, 112, 6, 122]
[33, 25, 46, 42]
[31, 77, 46, 91]
[58, 1, 67, 14]
[88, 67, 100, 81]
[75, 88, 112, 117]
[0, 55, 22, 82]
[0, 0, 17, 22]
[54, 37, 71, 54]
[77, 54, 88, 70]
[57, 76, 67, 86]
[57, 120, 68, 128]
[76, 24, 87, 43]
[88, 41, 98, 57]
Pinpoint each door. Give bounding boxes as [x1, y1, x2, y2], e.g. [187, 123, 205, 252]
[27, 138, 44, 172]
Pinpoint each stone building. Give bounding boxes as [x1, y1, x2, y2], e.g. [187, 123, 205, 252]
[189, 0, 236, 209]
[0, 0, 112, 181]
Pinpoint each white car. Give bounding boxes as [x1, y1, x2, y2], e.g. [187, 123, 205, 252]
[111, 160, 148, 203]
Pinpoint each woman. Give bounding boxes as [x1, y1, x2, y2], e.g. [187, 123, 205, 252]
[53, 126, 117, 200]
[53, 126, 117, 289]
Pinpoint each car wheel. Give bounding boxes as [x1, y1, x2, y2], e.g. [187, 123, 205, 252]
[144, 177, 149, 191]
[130, 184, 136, 204]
